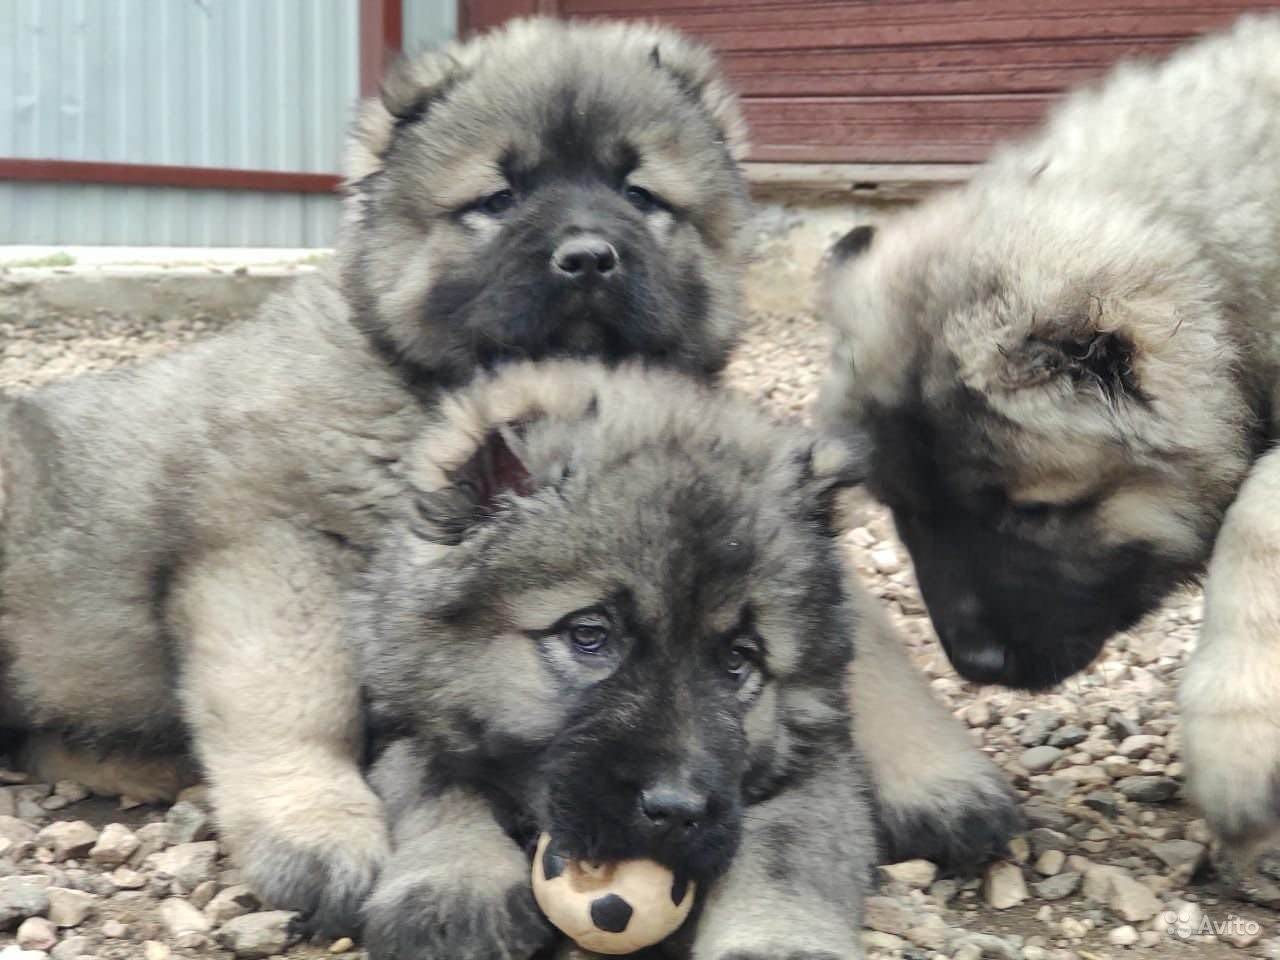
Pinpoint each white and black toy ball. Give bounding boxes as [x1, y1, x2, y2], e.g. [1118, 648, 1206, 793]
[531, 833, 696, 954]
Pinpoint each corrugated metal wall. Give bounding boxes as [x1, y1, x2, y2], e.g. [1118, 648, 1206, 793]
[1, 1, 456, 247]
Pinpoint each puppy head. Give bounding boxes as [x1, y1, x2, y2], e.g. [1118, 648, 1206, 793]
[339, 18, 751, 388]
[819, 187, 1256, 689]
[355, 360, 860, 882]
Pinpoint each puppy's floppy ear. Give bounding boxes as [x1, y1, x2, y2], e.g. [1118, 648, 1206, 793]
[411, 424, 537, 545]
[794, 435, 869, 536]
[1000, 319, 1146, 405]
[344, 49, 466, 184]
[647, 38, 748, 160]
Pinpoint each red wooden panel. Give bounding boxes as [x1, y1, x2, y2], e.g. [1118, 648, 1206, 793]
[742, 94, 1055, 164]
[720, 38, 1178, 98]
[560, 0, 1267, 49]
[465, 0, 557, 33]
[360, 0, 404, 96]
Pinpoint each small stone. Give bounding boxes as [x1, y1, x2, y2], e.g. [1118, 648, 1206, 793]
[0, 817, 37, 846]
[109, 867, 146, 890]
[0, 793, 14, 818]
[951, 933, 1022, 960]
[1147, 839, 1206, 873]
[1048, 725, 1089, 748]
[1060, 917, 1088, 939]
[45, 888, 95, 927]
[862, 896, 912, 936]
[1221, 916, 1263, 948]
[1108, 874, 1162, 922]
[189, 879, 218, 910]
[1032, 872, 1081, 900]
[1117, 735, 1162, 759]
[1035, 849, 1066, 876]
[174, 931, 207, 949]
[878, 859, 938, 889]
[143, 941, 170, 960]
[216, 911, 301, 959]
[983, 861, 1028, 909]
[329, 938, 354, 955]
[129, 823, 174, 865]
[0, 949, 48, 960]
[1019, 711, 1062, 747]
[1108, 925, 1140, 947]
[148, 841, 218, 891]
[1023, 798, 1073, 831]
[89, 825, 139, 868]
[160, 897, 210, 936]
[1107, 712, 1142, 740]
[15, 916, 57, 951]
[165, 802, 212, 844]
[51, 782, 88, 804]
[1007, 836, 1031, 864]
[100, 919, 127, 939]
[1021, 746, 1064, 773]
[49, 935, 91, 960]
[1028, 827, 1072, 854]
[34, 823, 98, 863]
[203, 884, 259, 926]
[1116, 776, 1179, 803]
[0, 877, 50, 930]
[1083, 791, 1120, 817]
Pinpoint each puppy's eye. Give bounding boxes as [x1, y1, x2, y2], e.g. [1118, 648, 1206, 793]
[476, 189, 516, 216]
[565, 613, 612, 654]
[724, 641, 757, 681]
[624, 184, 667, 214]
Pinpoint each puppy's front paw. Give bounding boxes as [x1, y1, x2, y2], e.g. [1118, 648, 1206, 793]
[364, 880, 554, 960]
[240, 834, 385, 938]
[875, 758, 1023, 870]
[1184, 703, 1280, 852]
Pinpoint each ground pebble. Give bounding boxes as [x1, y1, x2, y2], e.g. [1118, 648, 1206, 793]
[15, 916, 57, 951]
[142, 941, 170, 960]
[0, 948, 48, 960]
[160, 897, 210, 936]
[1019, 712, 1062, 747]
[879, 859, 938, 889]
[88, 825, 138, 868]
[148, 841, 218, 892]
[1047, 725, 1088, 748]
[203, 884, 259, 926]
[100, 919, 127, 939]
[45, 888, 95, 927]
[983, 861, 1028, 909]
[1108, 925, 1140, 947]
[165, 803, 213, 844]
[1035, 849, 1066, 876]
[215, 910, 301, 959]
[1108, 874, 1163, 922]
[0, 877, 51, 930]
[1032, 872, 1081, 900]
[328, 938, 354, 955]
[1115, 775, 1179, 803]
[34, 823, 98, 864]
[1021, 746, 1064, 773]
[48, 936, 90, 960]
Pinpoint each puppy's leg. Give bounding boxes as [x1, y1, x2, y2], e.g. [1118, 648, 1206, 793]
[848, 586, 1022, 867]
[1182, 446, 1280, 887]
[172, 524, 387, 936]
[692, 751, 871, 960]
[362, 740, 555, 960]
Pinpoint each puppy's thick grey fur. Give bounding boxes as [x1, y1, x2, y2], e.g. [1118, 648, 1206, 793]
[0, 17, 751, 932]
[819, 15, 1280, 867]
[352, 361, 874, 960]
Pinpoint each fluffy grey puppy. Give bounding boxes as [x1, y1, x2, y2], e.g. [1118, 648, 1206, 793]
[352, 360, 874, 960]
[819, 15, 1280, 873]
[0, 17, 751, 932]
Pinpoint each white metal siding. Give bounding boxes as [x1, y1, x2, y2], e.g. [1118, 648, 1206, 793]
[0, 0, 454, 247]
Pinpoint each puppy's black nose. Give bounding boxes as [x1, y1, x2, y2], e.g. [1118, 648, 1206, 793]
[552, 234, 619, 281]
[640, 784, 709, 833]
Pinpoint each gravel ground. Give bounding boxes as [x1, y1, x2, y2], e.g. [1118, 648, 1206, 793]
[2, 276, 1275, 959]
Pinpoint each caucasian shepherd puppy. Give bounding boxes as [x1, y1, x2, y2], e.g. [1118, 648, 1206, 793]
[819, 15, 1280, 873]
[0, 18, 751, 931]
[353, 361, 874, 960]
